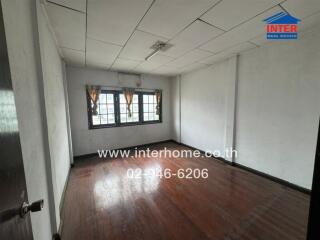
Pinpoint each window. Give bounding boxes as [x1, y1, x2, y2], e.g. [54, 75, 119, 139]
[87, 90, 162, 129]
[142, 93, 159, 122]
[119, 94, 139, 123]
[91, 92, 116, 126]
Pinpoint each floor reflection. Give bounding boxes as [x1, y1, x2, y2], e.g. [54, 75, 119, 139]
[94, 163, 162, 209]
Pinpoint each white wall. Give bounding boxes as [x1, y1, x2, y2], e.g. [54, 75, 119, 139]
[67, 66, 172, 156]
[236, 30, 320, 189]
[170, 75, 180, 142]
[2, 0, 53, 239]
[174, 29, 320, 189]
[178, 58, 237, 160]
[37, 3, 71, 228]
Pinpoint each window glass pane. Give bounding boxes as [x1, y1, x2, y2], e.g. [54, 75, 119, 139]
[149, 113, 154, 121]
[133, 113, 139, 122]
[99, 94, 106, 104]
[148, 95, 154, 103]
[144, 113, 149, 121]
[154, 114, 159, 121]
[108, 114, 115, 124]
[107, 104, 114, 114]
[153, 95, 157, 103]
[100, 104, 107, 114]
[143, 104, 148, 113]
[120, 103, 127, 113]
[101, 115, 108, 124]
[119, 94, 126, 104]
[127, 116, 133, 123]
[133, 94, 138, 103]
[120, 113, 126, 123]
[149, 104, 154, 113]
[92, 115, 101, 125]
[106, 94, 114, 103]
[143, 94, 149, 103]
[133, 103, 139, 113]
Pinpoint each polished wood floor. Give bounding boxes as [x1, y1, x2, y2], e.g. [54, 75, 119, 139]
[61, 142, 310, 240]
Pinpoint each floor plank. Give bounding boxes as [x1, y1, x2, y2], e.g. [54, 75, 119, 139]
[61, 142, 310, 240]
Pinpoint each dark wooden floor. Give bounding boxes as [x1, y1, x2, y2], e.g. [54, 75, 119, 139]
[61, 142, 310, 240]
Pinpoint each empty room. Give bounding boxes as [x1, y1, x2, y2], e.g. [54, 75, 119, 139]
[1, 0, 320, 240]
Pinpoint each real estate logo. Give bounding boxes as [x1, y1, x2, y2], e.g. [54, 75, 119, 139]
[264, 12, 301, 40]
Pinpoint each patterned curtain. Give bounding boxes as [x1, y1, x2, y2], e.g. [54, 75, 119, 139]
[123, 88, 135, 117]
[155, 90, 162, 115]
[86, 85, 101, 115]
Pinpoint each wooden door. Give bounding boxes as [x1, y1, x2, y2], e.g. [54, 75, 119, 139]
[0, 2, 33, 239]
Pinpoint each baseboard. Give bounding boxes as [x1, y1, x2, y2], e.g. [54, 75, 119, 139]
[232, 161, 311, 194]
[73, 139, 174, 160]
[57, 165, 71, 239]
[59, 166, 71, 213]
[171, 140, 311, 195]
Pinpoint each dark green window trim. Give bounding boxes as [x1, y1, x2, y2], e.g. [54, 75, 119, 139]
[86, 90, 162, 130]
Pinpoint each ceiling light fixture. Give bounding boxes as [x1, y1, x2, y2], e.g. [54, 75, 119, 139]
[145, 41, 173, 61]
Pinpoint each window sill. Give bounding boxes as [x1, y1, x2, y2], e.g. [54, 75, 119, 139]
[89, 120, 162, 130]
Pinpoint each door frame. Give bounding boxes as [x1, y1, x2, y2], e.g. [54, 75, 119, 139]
[307, 118, 320, 240]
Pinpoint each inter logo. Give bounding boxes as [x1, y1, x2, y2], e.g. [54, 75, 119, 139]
[264, 12, 301, 40]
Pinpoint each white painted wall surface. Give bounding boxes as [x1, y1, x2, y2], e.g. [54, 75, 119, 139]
[66, 66, 172, 156]
[170, 75, 181, 142]
[236, 30, 320, 189]
[180, 58, 237, 157]
[37, 4, 70, 227]
[175, 29, 320, 189]
[1, 0, 53, 239]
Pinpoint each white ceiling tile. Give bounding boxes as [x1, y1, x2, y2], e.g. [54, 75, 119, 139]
[87, 0, 153, 46]
[200, 6, 282, 53]
[299, 11, 320, 36]
[227, 41, 257, 54]
[86, 38, 122, 68]
[138, 0, 220, 39]
[198, 52, 232, 65]
[152, 65, 180, 76]
[199, 42, 256, 65]
[173, 20, 224, 44]
[166, 49, 213, 68]
[282, 0, 320, 19]
[119, 30, 168, 61]
[111, 58, 142, 72]
[135, 54, 174, 72]
[46, 2, 86, 50]
[162, 41, 195, 59]
[180, 62, 209, 74]
[86, 61, 111, 70]
[47, 0, 86, 12]
[61, 47, 85, 66]
[163, 20, 224, 57]
[249, 34, 270, 46]
[201, 0, 282, 31]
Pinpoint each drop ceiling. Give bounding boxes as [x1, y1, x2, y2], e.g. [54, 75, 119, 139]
[45, 0, 320, 76]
